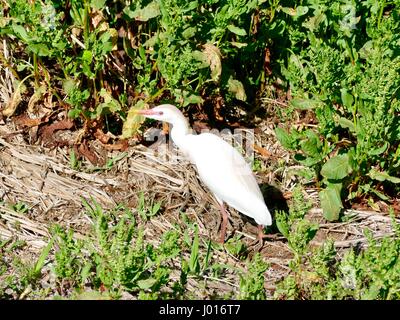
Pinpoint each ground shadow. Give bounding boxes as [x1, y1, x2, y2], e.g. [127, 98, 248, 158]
[261, 183, 289, 233]
[237, 183, 289, 233]
[260, 183, 289, 215]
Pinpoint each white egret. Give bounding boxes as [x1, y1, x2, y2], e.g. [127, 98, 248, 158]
[136, 104, 272, 244]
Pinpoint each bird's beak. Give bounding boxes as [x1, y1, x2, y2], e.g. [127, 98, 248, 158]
[135, 109, 157, 116]
[135, 108, 164, 117]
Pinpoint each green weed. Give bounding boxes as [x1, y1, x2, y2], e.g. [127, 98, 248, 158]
[273, 1, 400, 220]
[238, 253, 269, 300]
[52, 200, 183, 299]
[275, 186, 318, 259]
[1, 0, 278, 136]
[0, 238, 52, 299]
[136, 192, 162, 220]
[275, 197, 400, 300]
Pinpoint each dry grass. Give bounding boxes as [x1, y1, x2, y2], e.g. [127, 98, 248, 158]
[0, 118, 398, 298]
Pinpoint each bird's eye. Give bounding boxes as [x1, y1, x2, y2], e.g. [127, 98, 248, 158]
[158, 111, 164, 115]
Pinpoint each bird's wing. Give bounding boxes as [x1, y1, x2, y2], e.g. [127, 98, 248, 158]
[185, 132, 265, 205]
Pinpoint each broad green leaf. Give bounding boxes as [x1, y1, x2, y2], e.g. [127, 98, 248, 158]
[321, 153, 352, 180]
[276, 216, 289, 238]
[281, 6, 309, 17]
[319, 186, 343, 221]
[227, 77, 246, 101]
[143, 34, 158, 48]
[290, 97, 320, 110]
[227, 25, 247, 36]
[296, 6, 309, 16]
[96, 89, 122, 118]
[361, 284, 381, 300]
[300, 138, 319, 157]
[368, 169, 400, 184]
[368, 142, 388, 156]
[359, 40, 374, 59]
[182, 1, 198, 12]
[68, 108, 82, 119]
[126, 2, 160, 21]
[302, 12, 326, 31]
[182, 27, 197, 39]
[99, 31, 114, 53]
[12, 24, 29, 42]
[183, 94, 203, 106]
[82, 50, 93, 63]
[300, 130, 321, 157]
[191, 50, 210, 68]
[121, 101, 147, 138]
[294, 153, 321, 166]
[275, 127, 294, 150]
[327, 181, 342, 194]
[338, 117, 355, 133]
[82, 62, 95, 78]
[90, 0, 106, 10]
[137, 278, 157, 289]
[152, 202, 162, 215]
[340, 88, 354, 110]
[29, 43, 51, 56]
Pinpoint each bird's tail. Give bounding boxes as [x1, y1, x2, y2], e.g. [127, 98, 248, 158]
[251, 203, 273, 226]
[260, 206, 273, 226]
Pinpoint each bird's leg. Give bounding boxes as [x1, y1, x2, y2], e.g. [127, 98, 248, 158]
[251, 225, 280, 250]
[219, 203, 228, 244]
[257, 224, 265, 247]
[250, 225, 266, 251]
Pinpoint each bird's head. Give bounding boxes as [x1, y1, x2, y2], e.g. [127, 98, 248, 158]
[136, 104, 187, 125]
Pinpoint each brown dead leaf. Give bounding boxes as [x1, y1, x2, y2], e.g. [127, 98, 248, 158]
[28, 85, 46, 113]
[253, 144, 272, 158]
[214, 96, 224, 121]
[78, 140, 100, 165]
[94, 128, 129, 151]
[91, 10, 105, 29]
[264, 48, 272, 76]
[2, 84, 21, 117]
[39, 119, 74, 146]
[203, 43, 222, 82]
[103, 139, 129, 151]
[252, 11, 260, 35]
[14, 115, 42, 128]
[94, 128, 110, 144]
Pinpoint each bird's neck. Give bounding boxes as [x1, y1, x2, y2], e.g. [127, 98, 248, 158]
[170, 119, 191, 152]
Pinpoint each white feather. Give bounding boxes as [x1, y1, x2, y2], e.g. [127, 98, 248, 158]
[185, 133, 272, 226]
[138, 104, 273, 227]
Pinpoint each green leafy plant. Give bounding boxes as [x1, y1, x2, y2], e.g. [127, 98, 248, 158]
[136, 192, 162, 220]
[0, 238, 52, 299]
[275, 210, 400, 300]
[1, 0, 279, 138]
[275, 186, 317, 259]
[238, 253, 269, 300]
[274, 1, 400, 220]
[52, 199, 183, 299]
